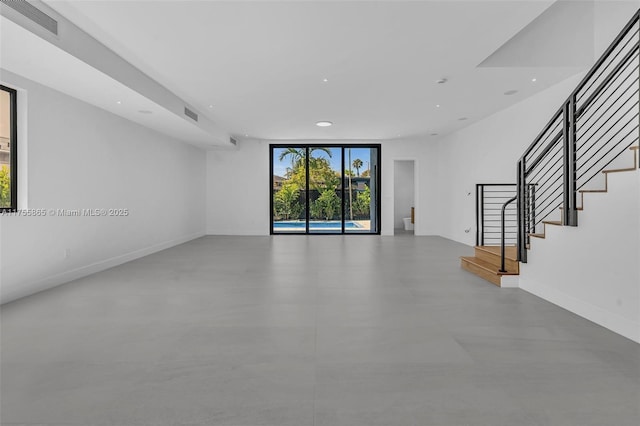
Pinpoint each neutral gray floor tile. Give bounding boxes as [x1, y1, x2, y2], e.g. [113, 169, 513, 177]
[1, 235, 638, 426]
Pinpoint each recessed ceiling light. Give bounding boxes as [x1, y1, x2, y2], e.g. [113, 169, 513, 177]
[116, 100, 122, 104]
[323, 78, 329, 82]
[436, 78, 448, 84]
[208, 104, 213, 108]
[138, 110, 152, 114]
[531, 78, 537, 82]
[316, 121, 333, 127]
[504, 90, 518, 95]
[436, 104, 441, 108]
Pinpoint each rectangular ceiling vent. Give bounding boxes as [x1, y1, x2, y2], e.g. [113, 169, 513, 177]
[230, 137, 237, 146]
[184, 107, 198, 122]
[1, 0, 58, 35]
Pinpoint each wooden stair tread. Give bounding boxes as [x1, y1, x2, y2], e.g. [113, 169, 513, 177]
[603, 167, 637, 173]
[474, 245, 518, 261]
[460, 257, 518, 275]
[560, 206, 583, 211]
[529, 233, 545, 239]
[579, 189, 607, 193]
[630, 146, 639, 150]
[543, 220, 562, 226]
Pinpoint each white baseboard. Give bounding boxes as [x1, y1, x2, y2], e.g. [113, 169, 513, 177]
[520, 277, 640, 343]
[500, 275, 520, 288]
[206, 229, 268, 236]
[0, 231, 205, 304]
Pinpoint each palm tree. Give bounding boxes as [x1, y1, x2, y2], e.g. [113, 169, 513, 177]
[352, 158, 363, 177]
[279, 147, 333, 172]
[278, 148, 304, 174]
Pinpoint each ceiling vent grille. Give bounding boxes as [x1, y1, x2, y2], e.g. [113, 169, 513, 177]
[184, 107, 198, 122]
[1, 0, 58, 35]
[230, 137, 237, 146]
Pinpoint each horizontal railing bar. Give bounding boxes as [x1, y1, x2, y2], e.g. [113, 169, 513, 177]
[525, 120, 564, 165]
[527, 147, 564, 183]
[576, 141, 638, 191]
[576, 65, 638, 131]
[527, 161, 564, 192]
[530, 184, 563, 213]
[577, 129, 639, 180]
[576, 111, 639, 165]
[532, 199, 564, 225]
[574, 12, 639, 96]
[577, 85, 638, 145]
[525, 131, 564, 175]
[577, 27, 639, 102]
[577, 132, 638, 178]
[576, 66, 638, 131]
[522, 109, 564, 161]
[483, 203, 517, 206]
[576, 41, 639, 117]
[526, 118, 564, 163]
[576, 100, 639, 161]
[531, 178, 563, 205]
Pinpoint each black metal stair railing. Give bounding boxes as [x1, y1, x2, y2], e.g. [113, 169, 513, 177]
[476, 184, 517, 246]
[516, 10, 639, 263]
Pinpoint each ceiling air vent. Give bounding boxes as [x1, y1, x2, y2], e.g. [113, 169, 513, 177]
[230, 137, 237, 146]
[184, 107, 198, 122]
[0, 0, 58, 35]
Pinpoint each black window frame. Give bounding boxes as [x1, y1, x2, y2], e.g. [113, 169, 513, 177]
[0, 85, 17, 212]
[270, 143, 382, 235]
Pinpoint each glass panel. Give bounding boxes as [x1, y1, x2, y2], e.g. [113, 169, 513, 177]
[309, 147, 342, 234]
[0, 89, 11, 209]
[345, 147, 378, 233]
[272, 147, 306, 233]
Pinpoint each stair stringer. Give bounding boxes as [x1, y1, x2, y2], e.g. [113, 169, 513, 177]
[519, 168, 640, 343]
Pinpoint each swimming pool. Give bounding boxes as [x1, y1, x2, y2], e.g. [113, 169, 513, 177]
[273, 221, 362, 229]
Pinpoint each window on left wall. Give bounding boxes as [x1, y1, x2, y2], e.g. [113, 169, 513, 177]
[0, 85, 17, 211]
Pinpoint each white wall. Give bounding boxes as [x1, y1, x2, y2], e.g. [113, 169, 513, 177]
[434, 73, 586, 246]
[206, 139, 439, 236]
[0, 71, 206, 303]
[393, 160, 414, 229]
[206, 140, 271, 235]
[520, 168, 640, 343]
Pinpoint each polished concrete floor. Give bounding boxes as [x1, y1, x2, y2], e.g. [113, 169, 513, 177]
[1, 235, 639, 426]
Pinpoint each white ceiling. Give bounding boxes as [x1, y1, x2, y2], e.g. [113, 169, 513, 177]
[20, 1, 640, 141]
[0, 15, 224, 147]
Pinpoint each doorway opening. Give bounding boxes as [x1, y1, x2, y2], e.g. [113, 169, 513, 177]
[393, 160, 415, 235]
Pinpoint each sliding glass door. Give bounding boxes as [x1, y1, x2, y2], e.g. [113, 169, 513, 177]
[309, 147, 342, 234]
[271, 146, 307, 233]
[344, 146, 379, 234]
[270, 144, 380, 235]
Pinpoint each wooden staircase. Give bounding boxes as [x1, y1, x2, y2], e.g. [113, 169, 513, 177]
[461, 246, 519, 287]
[462, 145, 639, 287]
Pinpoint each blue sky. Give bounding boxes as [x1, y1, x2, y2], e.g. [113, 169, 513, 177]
[273, 147, 374, 178]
